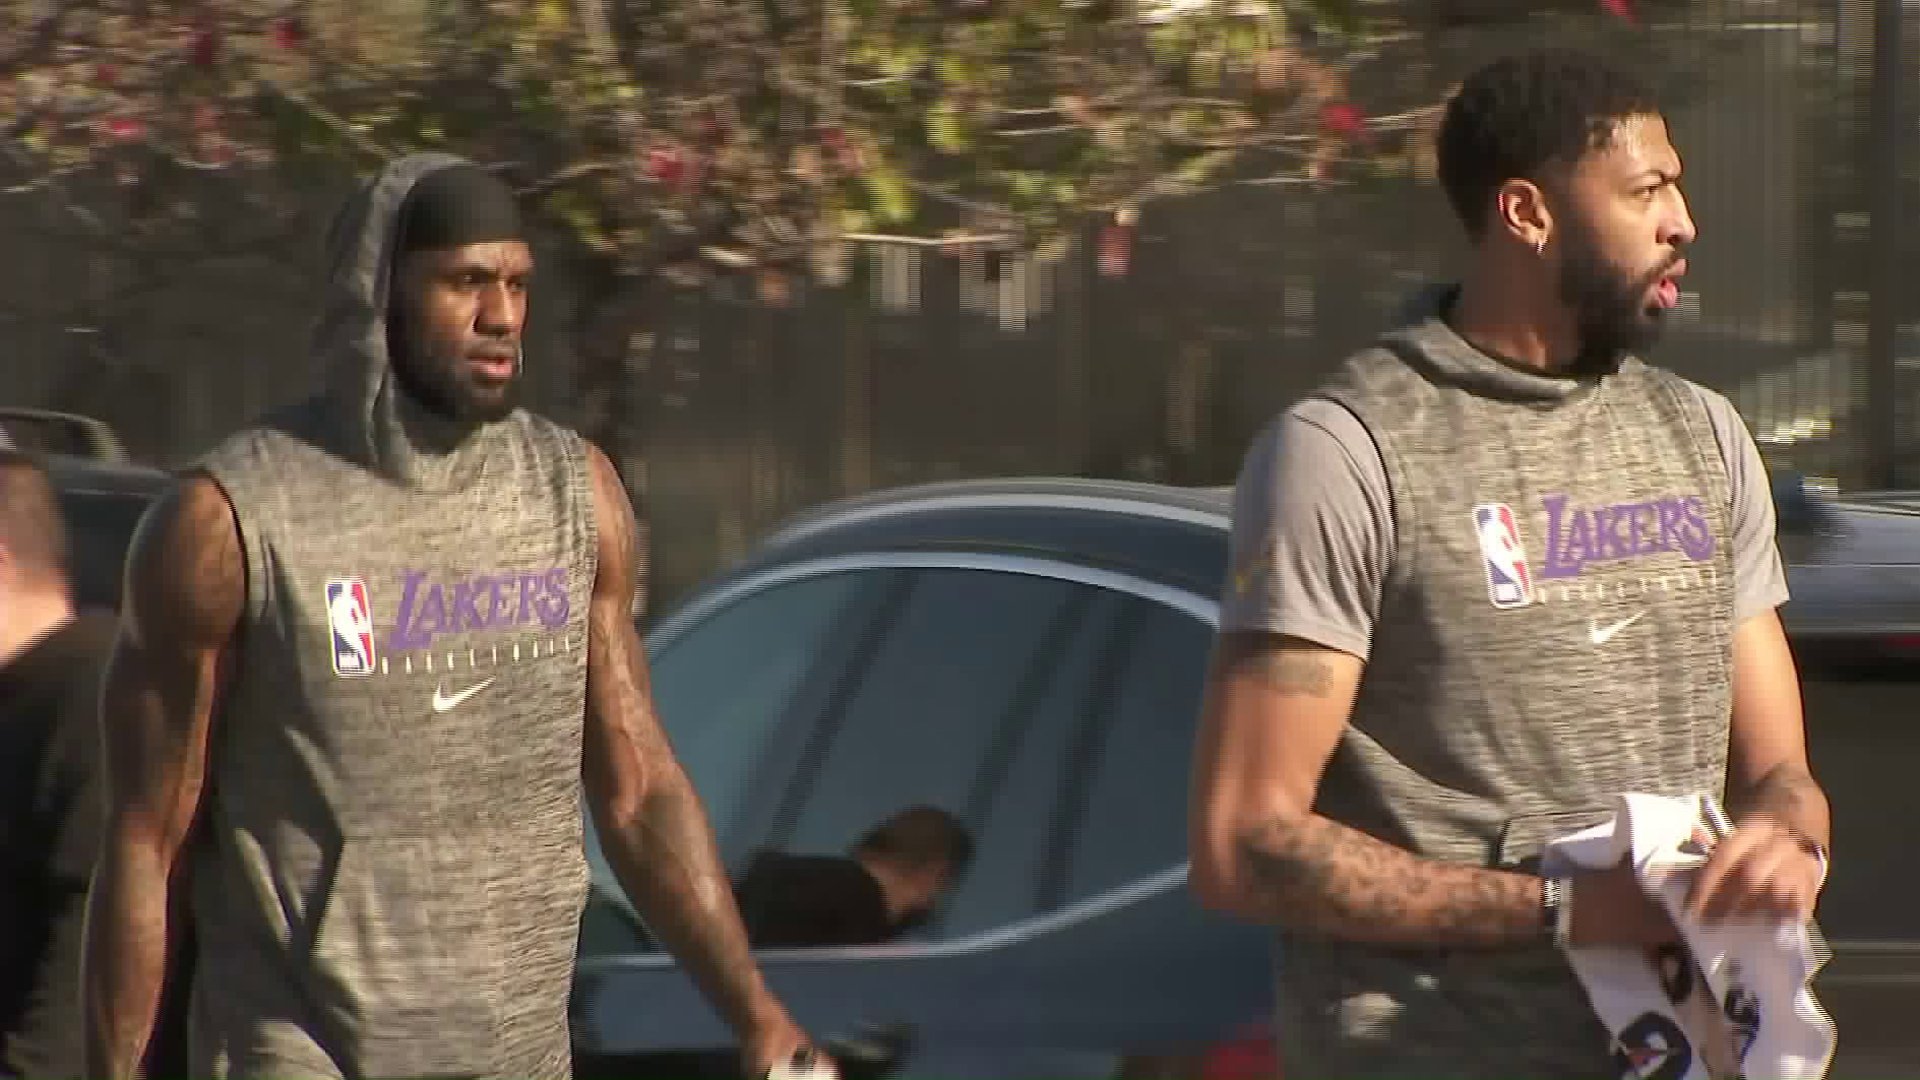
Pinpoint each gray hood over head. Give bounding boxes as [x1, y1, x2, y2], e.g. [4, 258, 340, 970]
[311, 151, 501, 486]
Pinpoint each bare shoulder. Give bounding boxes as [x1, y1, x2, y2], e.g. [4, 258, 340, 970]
[582, 441, 629, 515]
[582, 442, 640, 600]
[122, 472, 244, 649]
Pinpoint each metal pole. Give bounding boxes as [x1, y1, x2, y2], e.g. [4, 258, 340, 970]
[1863, 0, 1903, 489]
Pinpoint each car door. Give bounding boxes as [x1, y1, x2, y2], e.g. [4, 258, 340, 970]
[571, 553, 1223, 1078]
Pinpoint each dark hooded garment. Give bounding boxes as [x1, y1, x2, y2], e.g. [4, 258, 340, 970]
[394, 164, 525, 255]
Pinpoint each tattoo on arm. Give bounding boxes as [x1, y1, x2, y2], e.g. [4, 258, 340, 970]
[1205, 634, 1542, 948]
[581, 445, 778, 1037]
[1238, 814, 1546, 948]
[1233, 650, 1336, 697]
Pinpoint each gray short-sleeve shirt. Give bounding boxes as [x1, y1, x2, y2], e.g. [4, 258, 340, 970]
[1221, 381, 1789, 653]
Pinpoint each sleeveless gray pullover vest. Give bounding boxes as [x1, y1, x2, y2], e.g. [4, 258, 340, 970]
[1275, 293, 1737, 1079]
[192, 153, 597, 1080]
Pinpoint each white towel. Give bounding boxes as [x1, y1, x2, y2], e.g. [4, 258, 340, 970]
[1542, 792, 1836, 1080]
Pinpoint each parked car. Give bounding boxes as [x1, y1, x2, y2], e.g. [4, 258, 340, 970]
[1772, 471, 1920, 664]
[33, 425, 1920, 1077]
[571, 478, 1272, 1080]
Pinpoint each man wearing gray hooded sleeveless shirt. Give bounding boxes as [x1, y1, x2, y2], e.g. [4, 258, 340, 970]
[1190, 51, 1834, 1078]
[81, 154, 832, 1080]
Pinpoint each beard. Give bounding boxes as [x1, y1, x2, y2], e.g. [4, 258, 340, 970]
[388, 321, 521, 425]
[1555, 223, 1683, 378]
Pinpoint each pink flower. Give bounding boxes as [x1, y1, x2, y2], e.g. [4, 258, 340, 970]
[1320, 101, 1366, 139]
[1599, 0, 1638, 24]
[271, 17, 305, 50]
[821, 126, 863, 173]
[646, 146, 686, 188]
[189, 27, 219, 68]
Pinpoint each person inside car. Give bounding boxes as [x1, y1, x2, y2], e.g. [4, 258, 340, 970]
[734, 806, 974, 949]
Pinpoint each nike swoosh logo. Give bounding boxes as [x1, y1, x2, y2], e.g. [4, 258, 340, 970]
[432, 678, 496, 713]
[1588, 611, 1646, 645]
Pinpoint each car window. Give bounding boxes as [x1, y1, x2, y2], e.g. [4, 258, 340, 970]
[579, 568, 882, 954]
[935, 585, 1130, 936]
[652, 570, 884, 835]
[749, 566, 1142, 941]
[1048, 596, 1213, 908]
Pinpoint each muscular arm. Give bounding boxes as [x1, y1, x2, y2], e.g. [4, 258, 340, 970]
[1682, 610, 1832, 923]
[577, 446, 800, 1060]
[83, 475, 241, 1080]
[1189, 632, 1546, 948]
[1722, 610, 1829, 846]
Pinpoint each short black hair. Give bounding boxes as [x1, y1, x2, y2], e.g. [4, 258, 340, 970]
[853, 806, 974, 874]
[1437, 48, 1664, 238]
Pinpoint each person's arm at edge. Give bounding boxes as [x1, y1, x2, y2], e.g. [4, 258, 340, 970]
[575, 444, 830, 1078]
[1689, 391, 1829, 922]
[83, 475, 241, 1079]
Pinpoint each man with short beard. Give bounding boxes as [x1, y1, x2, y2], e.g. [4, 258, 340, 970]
[1190, 50, 1830, 1077]
[81, 155, 834, 1080]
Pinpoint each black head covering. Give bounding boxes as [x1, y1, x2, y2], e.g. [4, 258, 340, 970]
[395, 164, 525, 253]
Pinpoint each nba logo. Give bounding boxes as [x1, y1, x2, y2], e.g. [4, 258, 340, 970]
[1470, 503, 1534, 609]
[325, 578, 377, 677]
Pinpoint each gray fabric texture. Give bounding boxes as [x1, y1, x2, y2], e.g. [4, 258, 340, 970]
[191, 152, 596, 1080]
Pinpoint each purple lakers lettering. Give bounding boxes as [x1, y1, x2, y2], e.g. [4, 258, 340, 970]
[1539, 493, 1715, 579]
[388, 568, 570, 651]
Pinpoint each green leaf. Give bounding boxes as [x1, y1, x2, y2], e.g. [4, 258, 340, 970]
[1010, 170, 1048, 200]
[1302, 0, 1361, 35]
[839, 205, 874, 234]
[1175, 148, 1235, 187]
[926, 99, 969, 154]
[1226, 24, 1259, 61]
[1190, 50, 1223, 90]
[936, 53, 972, 86]
[534, 0, 568, 36]
[1173, 106, 1210, 137]
[862, 162, 914, 225]
[882, 43, 927, 79]
[1148, 24, 1189, 63]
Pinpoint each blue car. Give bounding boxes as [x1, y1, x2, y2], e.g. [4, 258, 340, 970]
[571, 479, 1276, 1080]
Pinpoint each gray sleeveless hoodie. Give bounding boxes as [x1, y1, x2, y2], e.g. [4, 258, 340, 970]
[191, 153, 597, 1080]
[1274, 292, 1736, 1079]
